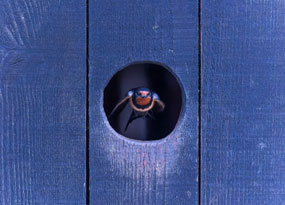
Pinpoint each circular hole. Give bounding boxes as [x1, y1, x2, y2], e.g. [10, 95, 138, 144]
[104, 62, 183, 141]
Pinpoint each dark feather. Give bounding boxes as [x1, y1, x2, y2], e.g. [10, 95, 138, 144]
[153, 99, 165, 112]
[146, 110, 155, 119]
[125, 110, 142, 131]
[108, 96, 130, 119]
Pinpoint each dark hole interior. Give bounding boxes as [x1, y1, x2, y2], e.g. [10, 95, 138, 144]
[104, 62, 183, 141]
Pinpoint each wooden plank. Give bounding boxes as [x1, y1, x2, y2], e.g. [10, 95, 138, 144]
[0, 0, 86, 204]
[89, 0, 199, 204]
[202, 1, 285, 204]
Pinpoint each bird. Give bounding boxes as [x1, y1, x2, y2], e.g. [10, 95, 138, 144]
[108, 87, 165, 131]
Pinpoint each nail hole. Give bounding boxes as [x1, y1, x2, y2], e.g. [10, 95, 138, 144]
[104, 62, 183, 141]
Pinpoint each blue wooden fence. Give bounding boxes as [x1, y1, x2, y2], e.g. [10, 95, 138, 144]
[0, 0, 284, 204]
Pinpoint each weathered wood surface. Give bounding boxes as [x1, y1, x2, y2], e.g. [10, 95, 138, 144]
[0, 0, 86, 204]
[89, 0, 199, 204]
[202, 1, 285, 204]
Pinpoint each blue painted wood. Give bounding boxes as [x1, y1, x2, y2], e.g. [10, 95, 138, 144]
[0, 0, 86, 204]
[89, 0, 198, 204]
[202, 1, 285, 204]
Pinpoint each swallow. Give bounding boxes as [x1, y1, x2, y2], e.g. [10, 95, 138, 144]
[108, 87, 165, 131]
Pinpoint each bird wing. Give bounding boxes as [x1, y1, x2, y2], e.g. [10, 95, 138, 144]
[108, 96, 130, 119]
[153, 93, 165, 112]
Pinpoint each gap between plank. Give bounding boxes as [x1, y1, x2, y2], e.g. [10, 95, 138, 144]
[198, 0, 202, 204]
[86, 0, 90, 204]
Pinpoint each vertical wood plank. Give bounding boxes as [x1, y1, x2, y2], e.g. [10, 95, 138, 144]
[89, 0, 199, 204]
[0, 0, 86, 204]
[202, 0, 285, 204]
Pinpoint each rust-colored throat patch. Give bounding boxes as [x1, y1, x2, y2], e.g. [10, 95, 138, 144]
[136, 96, 151, 106]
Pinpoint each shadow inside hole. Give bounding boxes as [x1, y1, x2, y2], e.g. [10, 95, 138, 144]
[104, 62, 183, 141]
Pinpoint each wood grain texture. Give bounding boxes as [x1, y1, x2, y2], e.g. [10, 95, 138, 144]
[202, 0, 285, 204]
[0, 0, 86, 204]
[89, 0, 198, 204]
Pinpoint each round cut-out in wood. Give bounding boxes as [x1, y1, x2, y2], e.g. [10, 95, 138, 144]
[104, 62, 183, 141]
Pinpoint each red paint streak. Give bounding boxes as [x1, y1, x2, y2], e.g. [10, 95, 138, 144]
[144, 158, 147, 167]
[143, 153, 148, 167]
